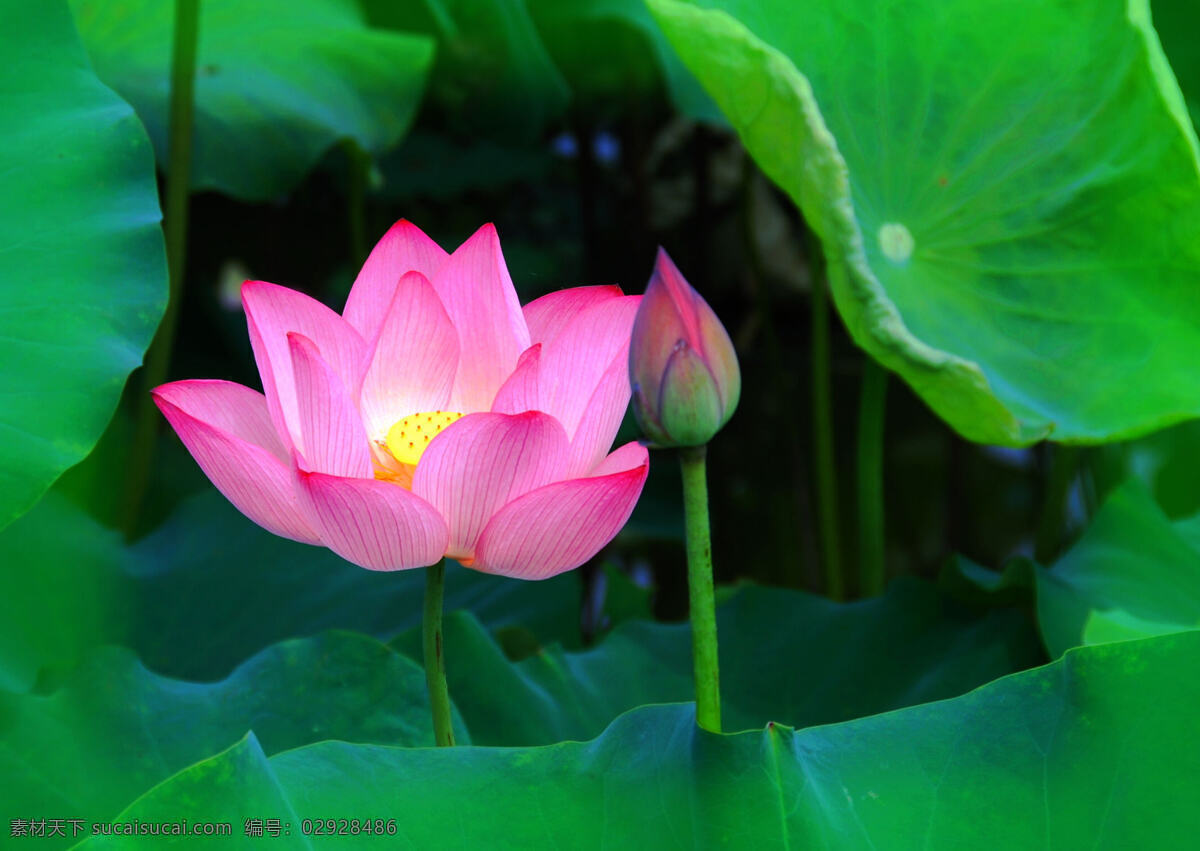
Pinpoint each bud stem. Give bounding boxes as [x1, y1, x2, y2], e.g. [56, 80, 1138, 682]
[679, 445, 721, 732]
[858, 360, 888, 596]
[811, 271, 844, 601]
[423, 559, 455, 746]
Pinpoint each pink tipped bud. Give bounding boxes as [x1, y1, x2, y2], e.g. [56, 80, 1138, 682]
[629, 249, 740, 447]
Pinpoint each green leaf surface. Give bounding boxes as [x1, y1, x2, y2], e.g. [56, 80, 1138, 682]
[0, 0, 166, 531]
[0, 492, 128, 692]
[82, 632, 1200, 849]
[0, 489, 584, 690]
[0, 632, 463, 849]
[81, 734, 300, 850]
[71, 0, 435, 200]
[1038, 480, 1200, 657]
[650, 0, 1200, 445]
[392, 577, 1043, 744]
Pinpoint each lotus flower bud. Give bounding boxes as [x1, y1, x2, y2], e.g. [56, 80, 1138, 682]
[629, 249, 740, 447]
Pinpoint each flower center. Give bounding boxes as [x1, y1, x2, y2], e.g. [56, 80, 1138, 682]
[384, 410, 464, 467]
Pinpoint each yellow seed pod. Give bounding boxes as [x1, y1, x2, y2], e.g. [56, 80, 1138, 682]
[385, 411, 465, 466]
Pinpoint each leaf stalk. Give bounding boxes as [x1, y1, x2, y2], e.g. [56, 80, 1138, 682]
[857, 359, 888, 596]
[680, 444, 721, 732]
[423, 559, 455, 747]
[810, 264, 844, 600]
[122, 0, 199, 537]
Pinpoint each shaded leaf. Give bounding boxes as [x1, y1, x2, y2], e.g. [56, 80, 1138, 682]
[82, 632, 1200, 848]
[528, 0, 721, 121]
[393, 577, 1043, 744]
[0, 489, 586, 689]
[0, 632, 463, 847]
[1154, 0, 1200, 124]
[71, 0, 435, 199]
[1093, 418, 1200, 519]
[363, 0, 568, 140]
[1038, 480, 1200, 657]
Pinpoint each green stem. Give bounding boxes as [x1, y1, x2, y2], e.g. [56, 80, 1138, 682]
[679, 445, 721, 732]
[810, 266, 844, 600]
[740, 157, 809, 588]
[423, 559, 455, 747]
[121, 0, 199, 538]
[857, 359, 888, 596]
[1034, 445, 1080, 564]
[344, 139, 368, 267]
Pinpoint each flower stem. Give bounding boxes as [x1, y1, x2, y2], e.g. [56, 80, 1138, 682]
[679, 445, 721, 732]
[811, 270, 844, 600]
[423, 559, 455, 747]
[121, 0, 198, 538]
[1035, 445, 1080, 564]
[344, 139, 368, 268]
[857, 359, 888, 596]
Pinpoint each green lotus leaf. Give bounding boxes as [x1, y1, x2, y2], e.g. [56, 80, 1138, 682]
[392, 577, 1042, 744]
[78, 632, 1200, 849]
[0, 631, 462, 848]
[1038, 480, 1200, 656]
[0, 0, 166, 531]
[649, 0, 1200, 445]
[0, 490, 585, 690]
[70, 0, 435, 200]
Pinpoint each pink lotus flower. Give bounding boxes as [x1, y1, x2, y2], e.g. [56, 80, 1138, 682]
[630, 249, 740, 448]
[153, 221, 648, 578]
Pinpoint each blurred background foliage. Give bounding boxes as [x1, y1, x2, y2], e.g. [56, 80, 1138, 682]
[4, 0, 1200, 842]
[6, 0, 1200, 665]
[9, 0, 1196, 612]
[61, 0, 1126, 604]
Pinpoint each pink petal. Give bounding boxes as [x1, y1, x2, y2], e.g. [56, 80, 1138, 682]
[652, 248, 705, 346]
[342, 220, 449, 340]
[629, 267, 688, 398]
[634, 249, 740, 413]
[295, 471, 448, 571]
[564, 352, 631, 478]
[431, 224, 531, 411]
[490, 344, 541, 415]
[242, 280, 368, 449]
[411, 411, 569, 562]
[360, 271, 459, 440]
[152, 389, 321, 545]
[539, 294, 641, 438]
[152, 379, 287, 462]
[590, 441, 649, 476]
[472, 442, 649, 579]
[288, 333, 372, 478]
[523, 285, 624, 347]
